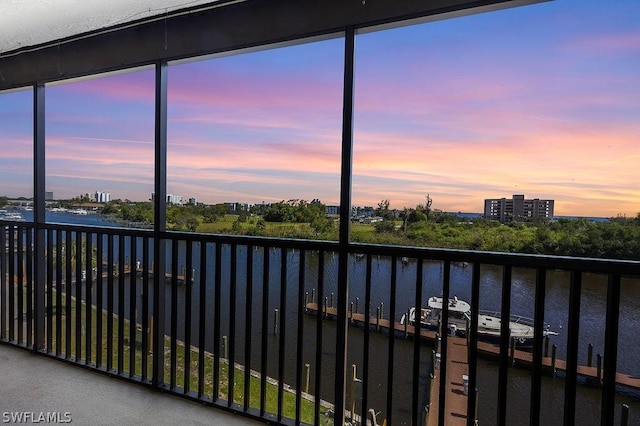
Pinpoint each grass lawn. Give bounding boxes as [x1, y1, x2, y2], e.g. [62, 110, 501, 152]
[8, 284, 329, 425]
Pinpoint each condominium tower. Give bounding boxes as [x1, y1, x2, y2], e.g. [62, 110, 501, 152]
[484, 194, 554, 222]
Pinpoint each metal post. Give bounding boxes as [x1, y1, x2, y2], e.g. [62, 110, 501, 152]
[324, 297, 328, 317]
[588, 343, 593, 367]
[304, 291, 308, 311]
[597, 354, 603, 384]
[330, 292, 334, 308]
[551, 344, 557, 376]
[355, 297, 359, 314]
[33, 83, 46, 351]
[311, 288, 315, 303]
[376, 306, 381, 332]
[510, 337, 516, 366]
[350, 302, 354, 323]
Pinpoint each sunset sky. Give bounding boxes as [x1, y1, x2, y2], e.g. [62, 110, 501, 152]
[1, 0, 639, 217]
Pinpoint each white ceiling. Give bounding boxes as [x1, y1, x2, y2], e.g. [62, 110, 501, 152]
[0, 0, 225, 54]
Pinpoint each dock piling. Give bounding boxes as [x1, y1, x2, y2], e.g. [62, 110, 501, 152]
[621, 403, 629, 426]
[349, 302, 354, 323]
[404, 310, 409, 338]
[587, 343, 593, 367]
[304, 363, 310, 393]
[311, 288, 315, 303]
[274, 309, 279, 335]
[355, 297, 359, 314]
[304, 292, 308, 311]
[376, 307, 381, 332]
[544, 335, 549, 357]
[330, 292, 334, 308]
[222, 335, 228, 359]
[551, 344, 557, 376]
[597, 354, 603, 385]
[510, 337, 516, 366]
[324, 297, 328, 318]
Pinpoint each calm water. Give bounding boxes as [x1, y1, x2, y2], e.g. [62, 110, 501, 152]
[5, 210, 639, 424]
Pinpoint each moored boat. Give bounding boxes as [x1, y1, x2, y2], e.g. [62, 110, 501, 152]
[401, 296, 557, 347]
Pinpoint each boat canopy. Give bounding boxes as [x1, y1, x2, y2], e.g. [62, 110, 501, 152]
[427, 296, 471, 314]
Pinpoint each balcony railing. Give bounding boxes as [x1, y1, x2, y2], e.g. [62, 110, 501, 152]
[2, 220, 639, 425]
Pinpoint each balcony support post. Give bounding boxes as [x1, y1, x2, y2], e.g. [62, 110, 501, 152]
[335, 26, 356, 426]
[33, 83, 46, 351]
[152, 60, 168, 387]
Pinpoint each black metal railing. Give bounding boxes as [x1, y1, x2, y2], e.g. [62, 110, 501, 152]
[1, 220, 639, 425]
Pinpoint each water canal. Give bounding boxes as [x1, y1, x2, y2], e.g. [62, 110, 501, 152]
[7, 210, 640, 424]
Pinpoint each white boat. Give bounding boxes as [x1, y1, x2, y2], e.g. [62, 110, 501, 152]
[0, 211, 24, 221]
[401, 296, 557, 346]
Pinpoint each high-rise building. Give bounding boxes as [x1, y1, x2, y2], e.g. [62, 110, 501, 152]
[484, 194, 554, 223]
[95, 191, 111, 203]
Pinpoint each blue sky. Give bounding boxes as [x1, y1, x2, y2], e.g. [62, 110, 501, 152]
[1, 0, 639, 216]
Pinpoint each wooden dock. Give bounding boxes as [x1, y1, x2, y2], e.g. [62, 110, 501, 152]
[428, 336, 470, 426]
[304, 302, 640, 393]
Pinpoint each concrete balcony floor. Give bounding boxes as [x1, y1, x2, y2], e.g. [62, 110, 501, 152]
[0, 344, 263, 425]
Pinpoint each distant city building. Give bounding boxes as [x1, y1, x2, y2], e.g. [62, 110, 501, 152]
[94, 191, 111, 203]
[188, 197, 197, 205]
[167, 194, 183, 205]
[224, 202, 248, 212]
[45, 191, 54, 201]
[325, 205, 339, 216]
[484, 194, 554, 223]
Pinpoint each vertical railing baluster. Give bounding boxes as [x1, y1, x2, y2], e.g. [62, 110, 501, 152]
[85, 232, 93, 365]
[55, 229, 62, 357]
[96, 233, 104, 368]
[75, 231, 82, 360]
[412, 257, 423, 426]
[129, 235, 137, 378]
[564, 271, 582, 426]
[26, 229, 33, 347]
[213, 243, 222, 402]
[0, 224, 6, 342]
[117, 235, 125, 374]
[141, 237, 150, 382]
[277, 248, 287, 421]
[438, 260, 451, 426]
[314, 251, 325, 426]
[170, 238, 178, 389]
[8, 226, 15, 342]
[184, 240, 193, 393]
[17, 226, 24, 344]
[360, 253, 372, 426]
[295, 249, 306, 424]
[260, 246, 269, 416]
[244, 244, 253, 412]
[497, 265, 512, 426]
[197, 241, 207, 398]
[386, 256, 397, 426]
[601, 273, 621, 426]
[467, 262, 481, 426]
[228, 244, 237, 407]
[106, 234, 114, 370]
[529, 267, 547, 426]
[65, 230, 72, 358]
[46, 230, 53, 352]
